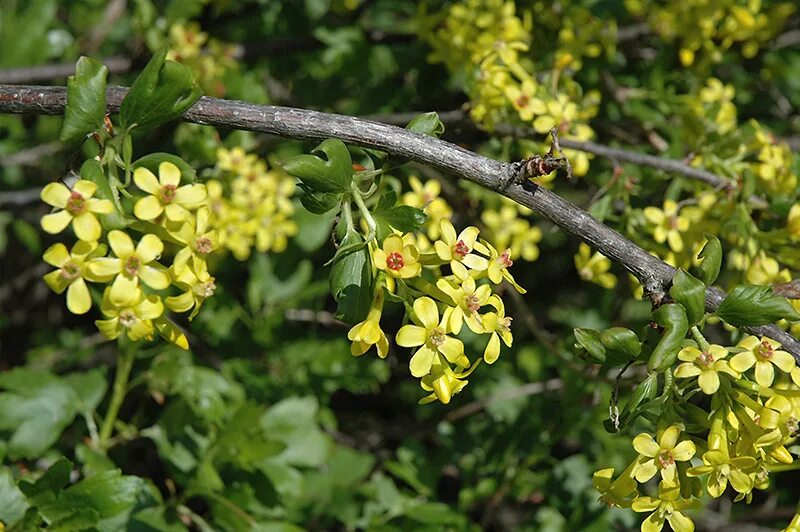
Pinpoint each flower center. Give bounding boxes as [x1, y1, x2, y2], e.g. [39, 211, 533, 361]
[657, 450, 675, 469]
[160, 184, 177, 203]
[386, 251, 405, 271]
[124, 256, 141, 277]
[515, 94, 530, 109]
[697, 350, 714, 366]
[454, 239, 470, 258]
[499, 249, 513, 268]
[465, 294, 481, 313]
[756, 340, 774, 360]
[667, 216, 679, 230]
[499, 316, 512, 331]
[119, 310, 138, 328]
[429, 327, 446, 347]
[195, 236, 213, 254]
[66, 191, 86, 215]
[60, 261, 80, 281]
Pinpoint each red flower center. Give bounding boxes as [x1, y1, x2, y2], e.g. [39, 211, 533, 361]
[757, 340, 774, 360]
[61, 261, 80, 281]
[160, 185, 177, 203]
[499, 249, 513, 268]
[386, 252, 404, 271]
[466, 294, 481, 313]
[697, 350, 714, 366]
[124, 256, 141, 277]
[454, 240, 470, 258]
[515, 94, 530, 109]
[657, 451, 674, 468]
[66, 191, 86, 215]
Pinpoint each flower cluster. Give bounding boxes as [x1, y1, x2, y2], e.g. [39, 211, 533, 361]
[41, 161, 216, 348]
[207, 147, 298, 261]
[595, 333, 800, 531]
[166, 22, 238, 97]
[347, 219, 523, 404]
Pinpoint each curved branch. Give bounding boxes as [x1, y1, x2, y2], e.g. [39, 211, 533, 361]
[1, 83, 798, 362]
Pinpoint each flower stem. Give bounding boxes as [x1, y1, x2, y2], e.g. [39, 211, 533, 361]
[351, 184, 377, 241]
[99, 341, 136, 449]
[690, 326, 710, 350]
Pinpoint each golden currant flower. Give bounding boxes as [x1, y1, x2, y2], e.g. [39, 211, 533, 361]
[347, 286, 389, 358]
[373, 234, 421, 291]
[481, 295, 513, 364]
[165, 266, 216, 320]
[95, 288, 164, 342]
[479, 238, 525, 293]
[574, 242, 617, 289]
[643, 200, 689, 253]
[593, 465, 637, 509]
[42, 240, 109, 315]
[631, 482, 698, 532]
[435, 220, 489, 279]
[216, 146, 255, 175]
[436, 275, 491, 334]
[745, 252, 791, 285]
[674, 345, 740, 394]
[133, 162, 207, 222]
[419, 355, 480, 405]
[88, 230, 170, 307]
[632, 425, 696, 486]
[40, 180, 113, 241]
[402, 176, 452, 241]
[787, 203, 800, 241]
[171, 206, 219, 276]
[686, 449, 756, 498]
[730, 336, 796, 388]
[396, 296, 468, 377]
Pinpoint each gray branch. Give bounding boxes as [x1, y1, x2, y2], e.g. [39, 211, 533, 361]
[1, 84, 798, 362]
[0, 57, 131, 84]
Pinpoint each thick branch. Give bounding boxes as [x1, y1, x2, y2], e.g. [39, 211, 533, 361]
[1, 84, 798, 362]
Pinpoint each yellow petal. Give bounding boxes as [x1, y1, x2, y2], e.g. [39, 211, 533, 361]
[413, 296, 439, 330]
[66, 278, 92, 314]
[41, 210, 73, 234]
[72, 212, 102, 241]
[166, 290, 194, 313]
[174, 184, 207, 206]
[95, 318, 121, 339]
[88, 257, 122, 278]
[109, 274, 139, 307]
[43, 243, 70, 267]
[671, 440, 696, 461]
[139, 265, 170, 290]
[155, 318, 189, 350]
[770, 350, 796, 373]
[137, 295, 164, 320]
[674, 363, 701, 379]
[159, 161, 182, 187]
[660, 426, 680, 449]
[484, 332, 501, 364]
[409, 345, 436, 377]
[136, 234, 164, 264]
[134, 167, 161, 194]
[697, 370, 720, 394]
[754, 360, 774, 387]
[438, 336, 465, 365]
[43, 269, 69, 294]
[108, 230, 135, 258]
[134, 195, 164, 221]
[633, 434, 660, 457]
[72, 180, 97, 197]
[87, 198, 113, 214]
[40, 182, 71, 208]
[729, 351, 755, 372]
[164, 202, 190, 222]
[396, 324, 427, 347]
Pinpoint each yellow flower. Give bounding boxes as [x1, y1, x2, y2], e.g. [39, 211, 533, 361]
[95, 288, 164, 342]
[730, 336, 796, 388]
[643, 200, 689, 253]
[419, 356, 480, 405]
[166, 22, 207, 61]
[402, 176, 452, 240]
[631, 482, 697, 532]
[481, 295, 512, 363]
[165, 266, 216, 320]
[154, 318, 189, 350]
[373, 234, 421, 290]
[593, 466, 637, 508]
[480, 238, 525, 293]
[787, 203, 800, 240]
[171, 206, 219, 276]
[435, 220, 489, 279]
[632, 425, 696, 486]
[504, 78, 540, 122]
[674, 345, 740, 394]
[40, 180, 113, 241]
[42, 240, 108, 315]
[686, 449, 756, 498]
[347, 287, 389, 358]
[745, 252, 791, 285]
[436, 275, 491, 334]
[216, 146, 255, 175]
[88, 230, 170, 307]
[396, 297, 468, 377]
[574, 243, 617, 289]
[481, 205, 541, 262]
[133, 162, 207, 222]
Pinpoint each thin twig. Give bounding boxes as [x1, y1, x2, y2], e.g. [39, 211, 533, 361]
[0, 57, 131, 84]
[1, 84, 798, 362]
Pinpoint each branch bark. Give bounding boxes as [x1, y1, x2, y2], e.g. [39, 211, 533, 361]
[1, 84, 798, 362]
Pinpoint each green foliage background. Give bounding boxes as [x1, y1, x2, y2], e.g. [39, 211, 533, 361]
[1, 0, 799, 530]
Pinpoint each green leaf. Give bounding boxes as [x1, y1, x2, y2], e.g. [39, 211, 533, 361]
[600, 327, 641, 360]
[260, 397, 331, 468]
[63, 369, 108, 414]
[694, 234, 722, 286]
[120, 49, 202, 132]
[669, 269, 706, 326]
[281, 139, 353, 193]
[18, 458, 72, 500]
[574, 328, 606, 363]
[297, 184, 340, 215]
[373, 191, 427, 234]
[715, 285, 800, 326]
[0, 468, 30, 527]
[405, 112, 445, 138]
[133, 153, 197, 183]
[0, 369, 79, 459]
[60, 56, 108, 142]
[329, 228, 372, 323]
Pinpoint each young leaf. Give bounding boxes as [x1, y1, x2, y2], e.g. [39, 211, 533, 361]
[373, 191, 427, 233]
[120, 49, 202, 131]
[600, 327, 642, 360]
[281, 139, 353, 193]
[330, 228, 372, 323]
[695, 234, 722, 286]
[60, 56, 108, 142]
[405, 112, 445, 138]
[574, 328, 606, 363]
[670, 269, 706, 326]
[715, 285, 800, 326]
